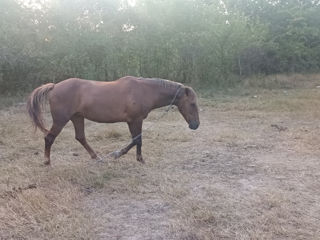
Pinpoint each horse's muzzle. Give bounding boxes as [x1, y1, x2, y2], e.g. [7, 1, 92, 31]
[189, 121, 199, 130]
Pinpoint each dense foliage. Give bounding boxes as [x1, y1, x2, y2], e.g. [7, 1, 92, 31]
[0, 0, 319, 93]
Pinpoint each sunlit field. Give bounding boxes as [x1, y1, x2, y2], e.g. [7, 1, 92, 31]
[1, 83, 320, 239]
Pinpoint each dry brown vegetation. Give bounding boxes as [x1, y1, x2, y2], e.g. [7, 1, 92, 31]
[1, 83, 320, 239]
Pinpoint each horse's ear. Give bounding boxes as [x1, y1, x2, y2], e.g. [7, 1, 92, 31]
[185, 87, 191, 96]
[177, 86, 191, 99]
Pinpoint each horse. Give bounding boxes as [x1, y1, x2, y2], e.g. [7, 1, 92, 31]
[27, 76, 200, 165]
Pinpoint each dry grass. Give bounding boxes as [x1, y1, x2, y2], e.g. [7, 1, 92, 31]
[1, 86, 320, 239]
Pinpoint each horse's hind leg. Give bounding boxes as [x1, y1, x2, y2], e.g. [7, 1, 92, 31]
[71, 115, 97, 159]
[44, 122, 66, 165]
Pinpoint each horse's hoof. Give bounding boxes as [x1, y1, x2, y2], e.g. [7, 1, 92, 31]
[43, 160, 51, 166]
[110, 150, 121, 159]
[137, 156, 145, 164]
[95, 155, 104, 163]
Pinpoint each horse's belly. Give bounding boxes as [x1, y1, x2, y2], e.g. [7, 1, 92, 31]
[80, 102, 127, 123]
[84, 113, 126, 123]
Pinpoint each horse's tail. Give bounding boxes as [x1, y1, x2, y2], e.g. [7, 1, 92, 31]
[27, 83, 55, 134]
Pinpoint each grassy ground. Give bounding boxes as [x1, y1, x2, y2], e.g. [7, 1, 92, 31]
[1, 86, 320, 239]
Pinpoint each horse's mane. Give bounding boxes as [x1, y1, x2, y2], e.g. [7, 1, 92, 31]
[139, 77, 182, 89]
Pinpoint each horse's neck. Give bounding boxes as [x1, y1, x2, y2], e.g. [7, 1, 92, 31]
[151, 85, 180, 109]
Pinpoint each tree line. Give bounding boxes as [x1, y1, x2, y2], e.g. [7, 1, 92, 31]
[1, 0, 320, 93]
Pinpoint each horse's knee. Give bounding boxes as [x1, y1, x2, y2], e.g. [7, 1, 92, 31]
[45, 133, 55, 147]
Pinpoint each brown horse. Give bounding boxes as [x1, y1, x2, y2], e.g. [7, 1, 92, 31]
[27, 76, 200, 165]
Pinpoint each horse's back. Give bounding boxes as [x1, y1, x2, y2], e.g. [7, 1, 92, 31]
[48, 77, 153, 123]
[49, 78, 131, 122]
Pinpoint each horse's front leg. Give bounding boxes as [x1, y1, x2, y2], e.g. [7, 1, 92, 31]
[127, 120, 144, 163]
[128, 120, 144, 163]
[135, 134, 143, 163]
[112, 120, 144, 163]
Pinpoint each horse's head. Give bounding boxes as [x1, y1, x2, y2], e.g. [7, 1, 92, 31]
[177, 86, 200, 130]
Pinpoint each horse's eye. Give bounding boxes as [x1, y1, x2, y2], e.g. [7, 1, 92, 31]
[191, 103, 196, 108]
